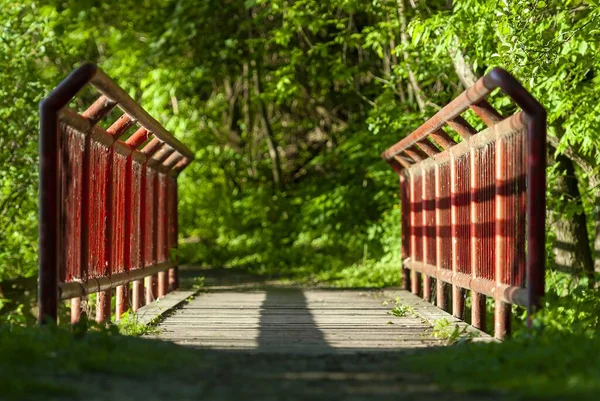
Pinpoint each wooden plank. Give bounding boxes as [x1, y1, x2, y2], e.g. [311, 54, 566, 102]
[133, 290, 196, 326]
[149, 287, 493, 353]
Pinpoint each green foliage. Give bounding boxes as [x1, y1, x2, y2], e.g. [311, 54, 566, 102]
[116, 311, 159, 336]
[388, 303, 415, 318]
[534, 271, 600, 337]
[0, 2, 56, 279]
[430, 318, 479, 344]
[191, 276, 206, 291]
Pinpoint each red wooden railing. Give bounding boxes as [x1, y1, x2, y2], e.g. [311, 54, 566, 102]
[382, 68, 546, 339]
[39, 63, 193, 324]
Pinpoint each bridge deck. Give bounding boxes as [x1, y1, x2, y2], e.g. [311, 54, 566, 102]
[148, 280, 489, 353]
[139, 270, 498, 400]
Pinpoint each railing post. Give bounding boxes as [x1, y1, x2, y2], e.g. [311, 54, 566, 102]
[132, 281, 143, 311]
[116, 284, 129, 320]
[146, 276, 155, 304]
[96, 291, 111, 323]
[70, 298, 81, 325]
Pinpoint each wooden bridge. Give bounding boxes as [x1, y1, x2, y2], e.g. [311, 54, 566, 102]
[35, 63, 545, 399]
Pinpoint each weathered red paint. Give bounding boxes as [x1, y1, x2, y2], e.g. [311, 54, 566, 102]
[96, 290, 111, 323]
[70, 297, 81, 325]
[82, 95, 117, 126]
[132, 280, 143, 311]
[469, 140, 495, 332]
[381, 68, 546, 338]
[434, 158, 451, 312]
[38, 64, 193, 325]
[145, 275, 155, 305]
[89, 140, 110, 279]
[111, 150, 129, 275]
[167, 176, 180, 291]
[107, 114, 136, 138]
[62, 124, 85, 283]
[157, 173, 168, 263]
[116, 284, 129, 320]
[409, 169, 422, 296]
[400, 173, 410, 291]
[126, 127, 151, 148]
[422, 162, 436, 303]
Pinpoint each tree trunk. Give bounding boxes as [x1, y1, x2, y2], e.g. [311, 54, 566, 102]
[397, 0, 425, 111]
[551, 154, 595, 283]
[448, 36, 478, 89]
[253, 65, 282, 188]
[547, 134, 598, 285]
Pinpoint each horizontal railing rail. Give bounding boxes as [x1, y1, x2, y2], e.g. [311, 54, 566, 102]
[39, 63, 194, 324]
[382, 68, 546, 339]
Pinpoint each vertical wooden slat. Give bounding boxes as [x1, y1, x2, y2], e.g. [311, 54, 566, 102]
[168, 176, 180, 291]
[87, 139, 111, 324]
[164, 172, 171, 294]
[157, 172, 168, 297]
[144, 167, 156, 304]
[61, 124, 86, 324]
[134, 155, 146, 309]
[112, 150, 128, 320]
[152, 168, 160, 299]
[451, 149, 468, 319]
[409, 168, 422, 296]
[422, 162, 435, 302]
[123, 150, 136, 314]
[400, 172, 410, 291]
[470, 144, 486, 331]
[495, 135, 511, 339]
[435, 158, 451, 312]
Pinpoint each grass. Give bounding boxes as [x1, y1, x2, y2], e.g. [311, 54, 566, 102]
[410, 331, 600, 400]
[0, 324, 206, 400]
[409, 278, 600, 400]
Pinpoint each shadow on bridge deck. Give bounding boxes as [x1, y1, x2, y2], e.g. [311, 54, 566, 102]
[257, 287, 330, 353]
